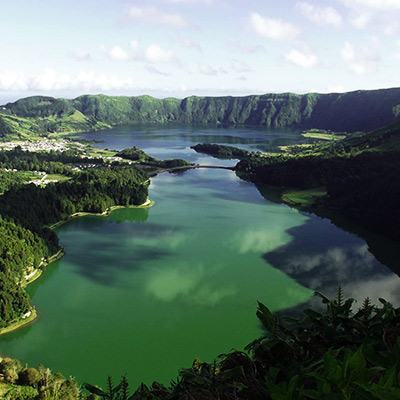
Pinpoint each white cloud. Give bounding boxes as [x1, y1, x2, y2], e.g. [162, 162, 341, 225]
[199, 64, 218, 75]
[72, 49, 91, 61]
[230, 41, 265, 54]
[145, 44, 179, 64]
[383, 23, 400, 35]
[145, 65, 169, 76]
[31, 68, 59, 91]
[231, 59, 251, 73]
[297, 3, 343, 27]
[163, 0, 213, 3]
[285, 48, 318, 68]
[341, 41, 378, 74]
[179, 36, 202, 52]
[0, 68, 137, 92]
[249, 12, 301, 42]
[100, 44, 132, 61]
[127, 6, 191, 28]
[340, 0, 400, 11]
[327, 85, 346, 93]
[108, 46, 130, 61]
[0, 70, 28, 91]
[351, 12, 372, 29]
[130, 40, 140, 50]
[339, 0, 400, 29]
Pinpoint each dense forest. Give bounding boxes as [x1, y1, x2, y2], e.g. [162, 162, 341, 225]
[2, 88, 400, 138]
[1, 90, 400, 397]
[116, 146, 192, 169]
[0, 163, 149, 329]
[191, 143, 251, 159]
[236, 123, 400, 241]
[0, 146, 103, 175]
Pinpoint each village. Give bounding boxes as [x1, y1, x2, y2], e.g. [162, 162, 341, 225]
[0, 138, 132, 187]
[0, 138, 85, 153]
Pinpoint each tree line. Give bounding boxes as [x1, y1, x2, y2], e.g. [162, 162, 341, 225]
[237, 150, 400, 241]
[0, 164, 149, 328]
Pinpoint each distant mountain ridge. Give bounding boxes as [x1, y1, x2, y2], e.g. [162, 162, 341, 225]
[2, 88, 400, 136]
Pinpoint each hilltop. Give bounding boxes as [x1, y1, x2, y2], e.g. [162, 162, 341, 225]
[2, 88, 400, 138]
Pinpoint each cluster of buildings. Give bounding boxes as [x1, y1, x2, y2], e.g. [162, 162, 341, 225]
[0, 139, 85, 153]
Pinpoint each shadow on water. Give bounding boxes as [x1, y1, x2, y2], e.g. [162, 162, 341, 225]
[0, 324, 34, 345]
[256, 184, 400, 309]
[66, 245, 172, 288]
[109, 207, 149, 223]
[58, 222, 183, 287]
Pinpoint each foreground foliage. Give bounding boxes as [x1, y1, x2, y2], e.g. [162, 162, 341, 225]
[2, 289, 400, 399]
[85, 289, 400, 399]
[0, 358, 80, 400]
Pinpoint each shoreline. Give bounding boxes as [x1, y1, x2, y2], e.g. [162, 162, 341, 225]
[0, 309, 38, 336]
[0, 198, 153, 336]
[48, 198, 154, 230]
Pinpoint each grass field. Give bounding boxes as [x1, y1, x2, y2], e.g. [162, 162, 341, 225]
[301, 132, 346, 141]
[87, 148, 117, 157]
[16, 171, 38, 181]
[46, 174, 71, 182]
[282, 187, 327, 206]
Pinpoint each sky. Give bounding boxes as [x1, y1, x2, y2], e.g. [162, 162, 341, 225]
[1, 0, 400, 102]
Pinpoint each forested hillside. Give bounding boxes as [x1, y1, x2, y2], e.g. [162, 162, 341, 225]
[236, 122, 400, 241]
[2, 88, 400, 138]
[0, 163, 149, 329]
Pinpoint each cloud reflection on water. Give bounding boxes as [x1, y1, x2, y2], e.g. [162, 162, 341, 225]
[264, 216, 400, 306]
[146, 264, 237, 306]
[233, 229, 292, 254]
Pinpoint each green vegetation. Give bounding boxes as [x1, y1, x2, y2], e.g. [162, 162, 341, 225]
[0, 169, 29, 192]
[81, 289, 400, 399]
[0, 144, 149, 330]
[0, 309, 37, 335]
[116, 146, 194, 171]
[46, 173, 72, 182]
[301, 129, 346, 141]
[236, 123, 400, 241]
[191, 143, 251, 159]
[0, 215, 50, 328]
[0, 358, 80, 400]
[2, 88, 400, 139]
[1, 90, 400, 397]
[2, 289, 400, 399]
[0, 146, 101, 176]
[282, 187, 327, 206]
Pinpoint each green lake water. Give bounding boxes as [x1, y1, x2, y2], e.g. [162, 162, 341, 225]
[1, 125, 400, 387]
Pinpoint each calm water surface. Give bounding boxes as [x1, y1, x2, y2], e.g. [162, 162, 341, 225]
[77, 124, 312, 164]
[1, 125, 399, 387]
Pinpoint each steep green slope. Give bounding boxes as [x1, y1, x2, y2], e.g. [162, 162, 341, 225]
[2, 87, 400, 138]
[236, 123, 400, 241]
[339, 121, 400, 152]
